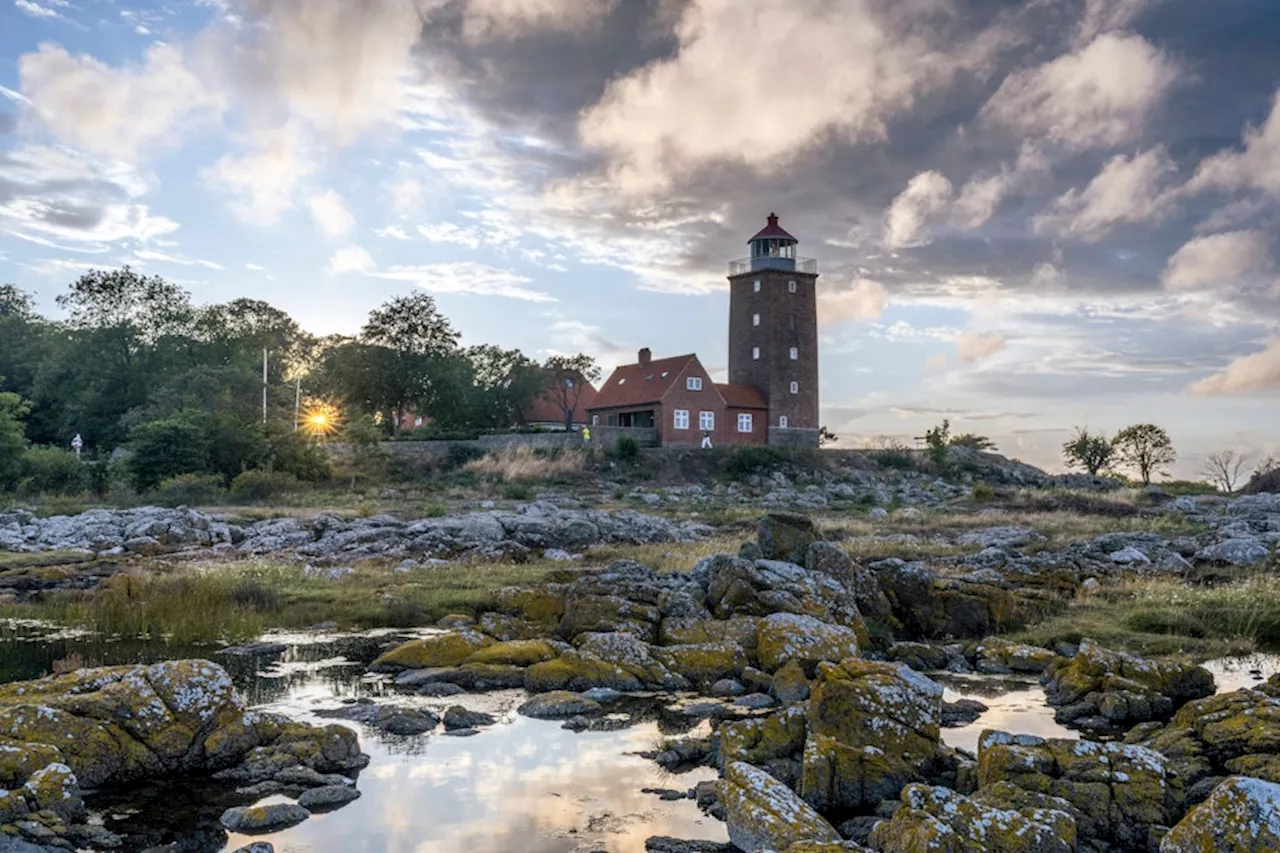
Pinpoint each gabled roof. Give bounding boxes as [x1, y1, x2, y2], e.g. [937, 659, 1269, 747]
[522, 371, 597, 424]
[716, 383, 767, 410]
[749, 213, 796, 243]
[589, 354, 699, 410]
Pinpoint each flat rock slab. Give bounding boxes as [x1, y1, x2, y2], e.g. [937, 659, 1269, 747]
[220, 804, 310, 833]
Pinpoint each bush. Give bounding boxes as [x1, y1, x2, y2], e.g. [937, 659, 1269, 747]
[445, 443, 486, 470]
[871, 449, 915, 470]
[971, 483, 997, 502]
[502, 482, 534, 501]
[924, 419, 950, 468]
[229, 469, 298, 503]
[725, 446, 786, 478]
[151, 473, 226, 507]
[614, 434, 640, 461]
[127, 417, 211, 492]
[17, 447, 89, 495]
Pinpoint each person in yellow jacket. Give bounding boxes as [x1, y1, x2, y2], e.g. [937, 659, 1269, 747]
[581, 426, 591, 443]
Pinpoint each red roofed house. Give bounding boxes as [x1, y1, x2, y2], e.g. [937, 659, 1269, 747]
[588, 213, 820, 447]
[519, 369, 598, 430]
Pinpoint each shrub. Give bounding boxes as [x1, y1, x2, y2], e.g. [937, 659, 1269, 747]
[465, 445, 587, 481]
[924, 419, 951, 468]
[872, 449, 915, 471]
[950, 433, 996, 451]
[229, 469, 298, 503]
[1062, 426, 1114, 476]
[971, 482, 997, 502]
[17, 447, 89, 495]
[502, 482, 534, 501]
[1111, 423, 1175, 485]
[127, 417, 211, 492]
[445, 443, 486, 470]
[725, 446, 786, 478]
[614, 434, 640, 461]
[151, 473, 226, 507]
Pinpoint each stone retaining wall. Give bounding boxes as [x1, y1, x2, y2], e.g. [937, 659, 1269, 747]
[328, 427, 659, 460]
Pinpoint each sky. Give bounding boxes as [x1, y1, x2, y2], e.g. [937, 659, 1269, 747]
[1, 0, 1278, 478]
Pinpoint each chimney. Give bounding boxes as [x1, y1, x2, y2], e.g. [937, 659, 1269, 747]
[638, 347, 652, 366]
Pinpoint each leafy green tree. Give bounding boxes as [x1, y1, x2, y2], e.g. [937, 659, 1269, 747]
[1112, 423, 1176, 485]
[127, 416, 212, 492]
[0, 385, 31, 491]
[544, 354, 601, 432]
[466, 345, 543, 430]
[1062, 427, 1113, 476]
[950, 433, 996, 451]
[924, 419, 951, 467]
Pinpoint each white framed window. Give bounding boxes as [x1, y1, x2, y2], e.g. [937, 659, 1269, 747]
[790, 381, 799, 394]
[789, 347, 798, 360]
[788, 280, 797, 293]
[752, 347, 760, 360]
[737, 413, 753, 433]
[414, 416, 423, 427]
[592, 415, 599, 425]
[699, 411, 715, 431]
[673, 409, 690, 430]
[779, 415, 789, 428]
[753, 280, 761, 292]
[686, 376, 703, 391]
[752, 313, 760, 327]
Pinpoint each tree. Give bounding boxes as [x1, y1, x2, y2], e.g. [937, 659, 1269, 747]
[950, 433, 996, 451]
[465, 345, 543, 430]
[361, 292, 459, 356]
[1201, 449, 1250, 493]
[544, 354, 601, 432]
[358, 294, 462, 432]
[56, 266, 193, 340]
[819, 426, 839, 447]
[1112, 424, 1176, 485]
[924, 419, 950, 467]
[126, 416, 212, 492]
[1062, 427, 1113, 476]
[0, 384, 30, 491]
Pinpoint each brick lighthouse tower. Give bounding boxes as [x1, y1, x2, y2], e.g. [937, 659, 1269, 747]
[726, 213, 820, 446]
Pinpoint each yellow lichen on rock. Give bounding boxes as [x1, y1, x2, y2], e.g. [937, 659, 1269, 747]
[464, 640, 559, 667]
[718, 759, 840, 853]
[1161, 776, 1280, 852]
[371, 630, 494, 671]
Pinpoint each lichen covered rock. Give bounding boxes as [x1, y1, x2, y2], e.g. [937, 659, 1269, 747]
[799, 659, 944, 811]
[1041, 640, 1214, 729]
[717, 759, 840, 853]
[868, 783, 1076, 853]
[759, 513, 820, 564]
[523, 651, 644, 693]
[757, 613, 860, 674]
[1161, 776, 1280, 852]
[370, 630, 494, 671]
[0, 660, 366, 792]
[559, 594, 661, 641]
[719, 706, 808, 787]
[653, 642, 748, 686]
[464, 639, 560, 667]
[517, 691, 601, 719]
[977, 729, 1180, 849]
[973, 639, 1058, 675]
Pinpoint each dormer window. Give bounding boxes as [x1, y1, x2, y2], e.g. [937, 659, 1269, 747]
[686, 376, 702, 391]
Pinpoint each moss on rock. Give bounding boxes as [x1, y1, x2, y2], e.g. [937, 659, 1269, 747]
[869, 783, 1076, 853]
[465, 640, 559, 667]
[371, 630, 494, 671]
[757, 613, 859, 674]
[523, 652, 643, 693]
[653, 643, 748, 686]
[1161, 776, 1280, 852]
[718, 759, 840, 853]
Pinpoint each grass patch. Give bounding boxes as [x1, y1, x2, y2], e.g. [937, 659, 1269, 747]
[1010, 575, 1280, 659]
[465, 445, 590, 482]
[0, 550, 94, 572]
[11, 533, 746, 643]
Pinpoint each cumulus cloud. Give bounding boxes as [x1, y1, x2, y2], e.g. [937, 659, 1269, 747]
[17, 42, 225, 160]
[885, 171, 954, 249]
[1187, 340, 1280, 395]
[952, 143, 1049, 228]
[819, 278, 888, 326]
[1074, 0, 1161, 46]
[1035, 146, 1178, 240]
[1185, 87, 1280, 197]
[577, 0, 1013, 194]
[957, 331, 1007, 363]
[307, 189, 355, 238]
[203, 124, 317, 224]
[326, 244, 376, 275]
[369, 261, 556, 302]
[462, 0, 618, 42]
[1162, 230, 1273, 292]
[981, 33, 1179, 150]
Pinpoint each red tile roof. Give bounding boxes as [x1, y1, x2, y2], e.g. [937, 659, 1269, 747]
[589, 354, 698, 409]
[716, 383, 767, 409]
[749, 213, 796, 243]
[522, 380, 597, 424]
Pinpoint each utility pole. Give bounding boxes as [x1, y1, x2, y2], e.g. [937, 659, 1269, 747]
[262, 348, 268, 424]
[294, 377, 301, 431]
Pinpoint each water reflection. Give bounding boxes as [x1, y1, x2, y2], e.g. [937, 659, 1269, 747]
[935, 673, 1077, 755]
[1203, 653, 1280, 693]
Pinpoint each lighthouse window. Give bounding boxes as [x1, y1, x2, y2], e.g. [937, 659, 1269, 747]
[790, 381, 799, 394]
[752, 313, 760, 327]
[753, 280, 761, 292]
[789, 347, 798, 360]
[789, 313, 796, 331]
[752, 347, 760, 360]
[780, 416, 789, 428]
[788, 281, 797, 293]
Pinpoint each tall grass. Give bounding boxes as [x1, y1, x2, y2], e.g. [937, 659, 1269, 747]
[1012, 575, 1280, 658]
[465, 445, 589, 482]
